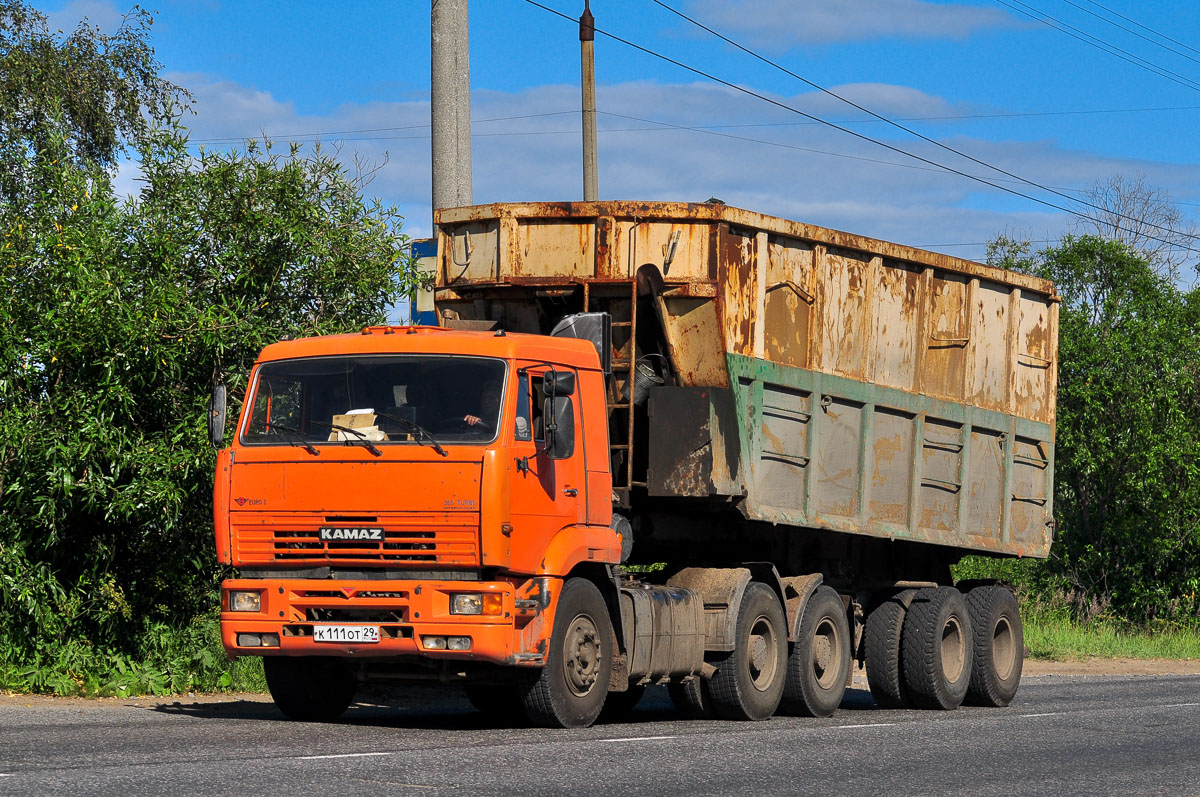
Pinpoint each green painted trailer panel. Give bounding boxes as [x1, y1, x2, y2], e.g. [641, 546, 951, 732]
[726, 354, 1054, 559]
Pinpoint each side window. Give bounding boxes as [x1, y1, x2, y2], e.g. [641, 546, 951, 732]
[515, 372, 532, 442]
[531, 375, 547, 442]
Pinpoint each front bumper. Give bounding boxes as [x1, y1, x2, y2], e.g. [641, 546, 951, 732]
[220, 577, 529, 665]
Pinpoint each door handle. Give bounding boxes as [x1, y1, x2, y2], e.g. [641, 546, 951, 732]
[563, 487, 578, 497]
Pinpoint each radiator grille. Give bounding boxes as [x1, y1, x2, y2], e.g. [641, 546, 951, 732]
[232, 514, 479, 567]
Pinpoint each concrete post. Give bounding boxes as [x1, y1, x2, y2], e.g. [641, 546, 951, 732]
[431, 0, 473, 223]
[580, 1, 598, 202]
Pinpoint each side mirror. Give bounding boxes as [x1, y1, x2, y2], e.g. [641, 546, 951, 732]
[543, 396, 575, 459]
[208, 385, 227, 448]
[544, 370, 576, 397]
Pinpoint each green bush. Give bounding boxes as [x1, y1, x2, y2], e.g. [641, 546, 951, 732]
[0, 2, 419, 693]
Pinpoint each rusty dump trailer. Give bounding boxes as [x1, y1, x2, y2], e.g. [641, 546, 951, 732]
[208, 199, 1063, 728]
[433, 200, 1057, 566]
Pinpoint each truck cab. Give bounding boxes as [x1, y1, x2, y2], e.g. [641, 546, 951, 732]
[214, 326, 623, 720]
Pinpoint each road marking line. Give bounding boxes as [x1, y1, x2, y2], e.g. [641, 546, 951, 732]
[298, 752, 395, 760]
[597, 735, 678, 743]
[1163, 702, 1200, 708]
[1020, 712, 1063, 718]
[836, 723, 896, 729]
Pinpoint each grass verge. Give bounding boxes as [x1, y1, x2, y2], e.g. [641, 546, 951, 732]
[1023, 609, 1200, 661]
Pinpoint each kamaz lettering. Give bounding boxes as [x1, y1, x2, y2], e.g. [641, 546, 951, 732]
[318, 527, 384, 542]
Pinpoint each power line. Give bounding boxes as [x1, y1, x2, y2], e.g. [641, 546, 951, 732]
[1077, 0, 1200, 59]
[1057, 0, 1200, 68]
[596, 110, 1200, 208]
[187, 103, 1200, 146]
[188, 111, 576, 144]
[994, 0, 1200, 94]
[639, 0, 1200, 249]
[180, 104, 1200, 212]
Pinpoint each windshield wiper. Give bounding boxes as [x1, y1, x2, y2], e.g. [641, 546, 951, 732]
[373, 411, 450, 457]
[256, 424, 320, 456]
[306, 419, 384, 457]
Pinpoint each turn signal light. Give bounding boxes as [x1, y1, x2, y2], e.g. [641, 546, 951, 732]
[482, 593, 503, 615]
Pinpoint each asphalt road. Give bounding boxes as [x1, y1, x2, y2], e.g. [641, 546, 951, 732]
[1, 674, 1198, 797]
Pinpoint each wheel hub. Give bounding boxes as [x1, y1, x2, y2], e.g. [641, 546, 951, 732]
[747, 615, 778, 691]
[563, 614, 602, 696]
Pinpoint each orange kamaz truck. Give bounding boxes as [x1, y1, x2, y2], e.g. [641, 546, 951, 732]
[212, 201, 1057, 727]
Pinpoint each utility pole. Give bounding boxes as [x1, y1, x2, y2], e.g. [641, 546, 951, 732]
[580, 1, 598, 201]
[431, 0, 473, 225]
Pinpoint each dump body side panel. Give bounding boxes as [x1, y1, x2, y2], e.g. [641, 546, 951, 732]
[726, 354, 1054, 558]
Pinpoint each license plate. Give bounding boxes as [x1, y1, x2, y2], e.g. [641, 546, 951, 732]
[313, 625, 380, 644]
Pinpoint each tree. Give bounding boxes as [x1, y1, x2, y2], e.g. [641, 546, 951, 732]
[0, 1, 188, 205]
[0, 5, 420, 692]
[1069, 173, 1198, 283]
[992, 236, 1200, 622]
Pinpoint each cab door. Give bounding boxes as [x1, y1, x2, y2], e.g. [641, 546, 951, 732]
[507, 364, 587, 573]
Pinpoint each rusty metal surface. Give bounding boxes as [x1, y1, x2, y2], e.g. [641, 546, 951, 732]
[433, 200, 1057, 428]
[430, 201, 1057, 559]
[435, 201, 1057, 295]
[728, 354, 1054, 559]
[646, 386, 740, 498]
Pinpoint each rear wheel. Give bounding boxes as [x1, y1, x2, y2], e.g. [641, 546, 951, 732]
[964, 586, 1024, 707]
[865, 589, 915, 709]
[263, 656, 357, 722]
[518, 577, 613, 728]
[781, 586, 851, 717]
[708, 582, 788, 721]
[901, 587, 972, 710]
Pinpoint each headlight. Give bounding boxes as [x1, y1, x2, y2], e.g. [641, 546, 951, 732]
[450, 593, 483, 615]
[229, 590, 262, 612]
[450, 592, 503, 616]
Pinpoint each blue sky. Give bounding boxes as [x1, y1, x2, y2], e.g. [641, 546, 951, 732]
[37, 0, 1200, 267]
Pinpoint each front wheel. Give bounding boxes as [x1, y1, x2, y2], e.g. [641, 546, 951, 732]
[518, 577, 613, 728]
[263, 656, 357, 722]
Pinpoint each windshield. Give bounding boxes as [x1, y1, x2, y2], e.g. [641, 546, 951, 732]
[242, 355, 506, 446]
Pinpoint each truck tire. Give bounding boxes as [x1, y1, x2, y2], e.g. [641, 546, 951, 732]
[865, 589, 915, 709]
[598, 684, 646, 722]
[901, 587, 972, 710]
[263, 656, 357, 722]
[518, 577, 613, 728]
[781, 586, 851, 717]
[464, 684, 525, 721]
[964, 586, 1024, 707]
[668, 676, 715, 719]
[707, 582, 788, 721]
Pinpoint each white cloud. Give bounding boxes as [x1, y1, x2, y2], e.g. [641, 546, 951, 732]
[679, 0, 1020, 48]
[154, 73, 1200, 263]
[44, 0, 123, 34]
